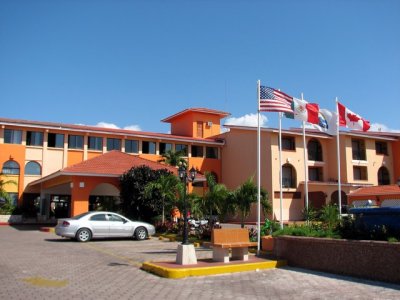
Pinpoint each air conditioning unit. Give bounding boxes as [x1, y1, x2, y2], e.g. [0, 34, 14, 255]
[207, 121, 213, 127]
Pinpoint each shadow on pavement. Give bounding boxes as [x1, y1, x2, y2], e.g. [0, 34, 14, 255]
[284, 266, 400, 290]
[9, 224, 53, 231]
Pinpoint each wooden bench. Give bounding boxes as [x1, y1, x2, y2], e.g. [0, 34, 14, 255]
[211, 228, 258, 263]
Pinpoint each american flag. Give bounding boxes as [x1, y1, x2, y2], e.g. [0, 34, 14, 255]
[259, 86, 293, 113]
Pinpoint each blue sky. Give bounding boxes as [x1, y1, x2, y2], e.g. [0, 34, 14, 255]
[1, 0, 399, 134]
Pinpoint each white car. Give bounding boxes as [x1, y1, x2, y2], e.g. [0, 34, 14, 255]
[55, 211, 156, 242]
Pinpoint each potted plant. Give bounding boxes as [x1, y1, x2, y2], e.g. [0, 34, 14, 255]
[261, 218, 275, 251]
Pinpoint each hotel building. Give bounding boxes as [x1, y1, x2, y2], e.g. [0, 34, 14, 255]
[1, 108, 399, 222]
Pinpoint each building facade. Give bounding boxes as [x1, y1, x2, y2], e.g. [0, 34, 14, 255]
[220, 125, 400, 222]
[1, 108, 399, 223]
[0, 108, 228, 219]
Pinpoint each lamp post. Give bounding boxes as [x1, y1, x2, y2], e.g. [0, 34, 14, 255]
[178, 165, 197, 245]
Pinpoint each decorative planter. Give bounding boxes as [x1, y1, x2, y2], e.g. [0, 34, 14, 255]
[274, 236, 400, 284]
[261, 235, 275, 251]
[0, 214, 22, 224]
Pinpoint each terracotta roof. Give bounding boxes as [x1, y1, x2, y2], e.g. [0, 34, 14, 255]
[161, 108, 230, 123]
[348, 185, 400, 196]
[62, 151, 178, 176]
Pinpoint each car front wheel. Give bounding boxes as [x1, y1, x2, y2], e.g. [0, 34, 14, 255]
[135, 227, 148, 240]
[76, 228, 92, 242]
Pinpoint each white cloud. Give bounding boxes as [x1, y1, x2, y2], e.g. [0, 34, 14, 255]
[369, 123, 400, 133]
[95, 122, 119, 129]
[123, 125, 142, 131]
[95, 122, 142, 131]
[224, 113, 268, 128]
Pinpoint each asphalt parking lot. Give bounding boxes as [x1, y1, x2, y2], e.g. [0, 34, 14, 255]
[1, 225, 400, 300]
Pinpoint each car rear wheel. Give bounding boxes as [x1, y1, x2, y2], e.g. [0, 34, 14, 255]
[135, 227, 148, 240]
[76, 228, 92, 242]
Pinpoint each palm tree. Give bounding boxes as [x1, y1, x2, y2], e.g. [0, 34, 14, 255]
[158, 150, 187, 167]
[0, 173, 17, 213]
[231, 176, 267, 228]
[144, 174, 180, 223]
[203, 172, 230, 221]
[260, 189, 271, 219]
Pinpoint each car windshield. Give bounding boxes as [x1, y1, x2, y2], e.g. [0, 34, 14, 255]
[71, 212, 92, 220]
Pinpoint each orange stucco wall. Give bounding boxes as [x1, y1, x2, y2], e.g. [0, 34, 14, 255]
[67, 150, 84, 166]
[170, 111, 223, 138]
[0, 143, 26, 204]
[87, 152, 103, 160]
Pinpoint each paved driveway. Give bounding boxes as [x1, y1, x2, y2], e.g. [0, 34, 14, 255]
[1, 225, 399, 299]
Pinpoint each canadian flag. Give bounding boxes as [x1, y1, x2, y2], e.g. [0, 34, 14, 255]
[338, 102, 370, 132]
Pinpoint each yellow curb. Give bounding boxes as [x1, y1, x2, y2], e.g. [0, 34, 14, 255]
[141, 259, 287, 279]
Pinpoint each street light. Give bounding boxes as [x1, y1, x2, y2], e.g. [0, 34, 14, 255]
[178, 165, 197, 245]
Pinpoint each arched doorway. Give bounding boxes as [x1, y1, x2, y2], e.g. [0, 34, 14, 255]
[89, 183, 121, 212]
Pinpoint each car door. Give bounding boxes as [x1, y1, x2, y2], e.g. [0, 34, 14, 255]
[88, 213, 110, 237]
[107, 213, 133, 237]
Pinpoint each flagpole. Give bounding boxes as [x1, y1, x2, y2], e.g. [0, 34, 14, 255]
[335, 97, 342, 217]
[256, 80, 261, 253]
[301, 93, 309, 218]
[279, 112, 283, 229]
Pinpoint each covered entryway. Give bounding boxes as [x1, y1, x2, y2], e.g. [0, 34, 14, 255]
[27, 151, 179, 218]
[89, 183, 121, 212]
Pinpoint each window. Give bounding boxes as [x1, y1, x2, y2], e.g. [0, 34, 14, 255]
[309, 167, 323, 181]
[353, 166, 368, 180]
[2, 160, 20, 175]
[26, 131, 43, 146]
[375, 141, 388, 155]
[352, 139, 366, 160]
[281, 136, 295, 150]
[90, 214, 107, 221]
[88, 136, 103, 151]
[125, 140, 139, 153]
[48, 133, 64, 148]
[159, 142, 172, 155]
[175, 144, 188, 156]
[142, 141, 156, 154]
[68, 135, 84, 149]
[197, 121, 203, 138]
[378, 167, 390, 185]
[108, 214, 124, 222]
[308, 139, 323, 161]
[282, 164, 296, 188]
[206, 147, 218, 159]
[25, 161, 41, 175]
[4, 129, 22, 144]
[191, 145, 203, 157]
[107, 138, 121, 151]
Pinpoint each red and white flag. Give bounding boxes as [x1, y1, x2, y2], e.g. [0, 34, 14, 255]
[338, 102, 370, 131]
